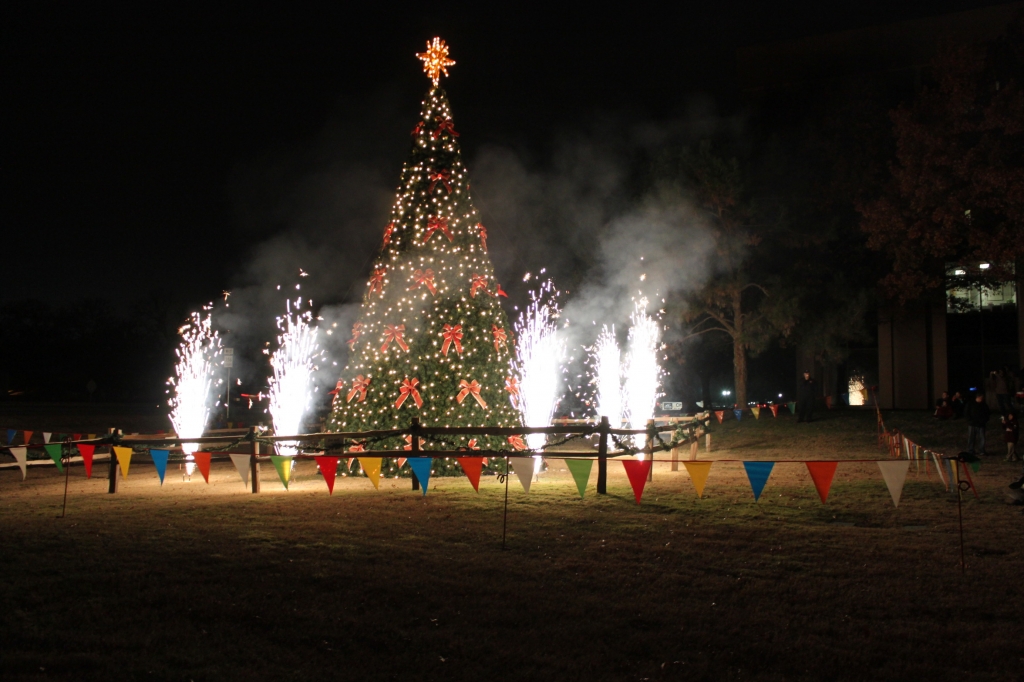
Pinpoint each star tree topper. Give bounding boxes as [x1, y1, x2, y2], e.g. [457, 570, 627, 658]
[417, 37, 455, 86]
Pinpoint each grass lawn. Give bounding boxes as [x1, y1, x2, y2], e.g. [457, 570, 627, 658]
[2, 408, 1022, 681]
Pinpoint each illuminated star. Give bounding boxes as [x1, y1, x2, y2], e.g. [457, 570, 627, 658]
[417, 37, 455, 86]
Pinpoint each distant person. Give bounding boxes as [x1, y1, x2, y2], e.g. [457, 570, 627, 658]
[950, 392, 966, 419]
[984, 371, 1000, 412]
[1003, 412, 1019, 462]
[995, 368, 1011, 416]
[934, 392, 953, 420]
[966, 393, 991, 456]
[797, 371, 815, 423]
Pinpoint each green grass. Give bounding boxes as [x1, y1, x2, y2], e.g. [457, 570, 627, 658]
[2, 409, 1022, 681]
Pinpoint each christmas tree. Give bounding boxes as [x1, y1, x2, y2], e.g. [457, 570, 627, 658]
[327, 38, 521, 476]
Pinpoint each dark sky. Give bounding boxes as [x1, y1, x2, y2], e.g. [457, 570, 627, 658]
[4, 1, 1002, 307]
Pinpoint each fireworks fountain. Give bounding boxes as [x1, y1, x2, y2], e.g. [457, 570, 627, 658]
[592, 326, 623, 428]
[623, 299, 663, 457]
[168, 311, 221, 474]
[268, 296, 323, 457]
[511, 280, 566, 474]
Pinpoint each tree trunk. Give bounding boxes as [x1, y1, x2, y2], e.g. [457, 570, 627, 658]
[732, 288, 747, 407]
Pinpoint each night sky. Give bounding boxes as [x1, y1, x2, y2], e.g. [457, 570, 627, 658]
[4, 1, 1000, 307]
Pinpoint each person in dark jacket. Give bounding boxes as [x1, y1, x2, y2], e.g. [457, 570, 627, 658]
[797, 371, 815, 423]
[966, 393, 991, 455]
[950, 392, 966, 419]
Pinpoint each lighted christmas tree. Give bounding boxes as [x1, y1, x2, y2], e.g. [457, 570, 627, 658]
[327, 38, 521, 475]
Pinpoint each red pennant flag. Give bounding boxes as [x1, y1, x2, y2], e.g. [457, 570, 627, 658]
[194, 451, 212, 483]
[769, 404, 779, 417]
[805, 461, 838, 503]
[23, 430, 34, 444]
[315, 456, 340, 495]
[457, 457, 484, 492]
[73, 433, 82, 441]
[621, 459, 653, 504]
[77, 444, 96, 478]
[714, 411, 725, 424]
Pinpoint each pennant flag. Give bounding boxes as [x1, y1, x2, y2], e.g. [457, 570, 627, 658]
[743, 461, 775, 501]
[733, 409, 743, 421]
[714, 411, 725, 424]
[44, 443, 64, 473]
[78, 444, 96, 478]
[194, 451, 212, 483]
[358, 457, 383, 489]
[564, 458, 593, 499]
[621, 458, 653, 504]
[113, 446, 133, 478]
[770, 404, 779, 417]
[408, 457, 433, 495]
[270, 455, 293, 489]
[73, 433, 82, 441]
[511, 457, 536, 493]
[87, 434, 96, 441]
[457, 456, 484, 491]
[751, 407, 760, 419]
[931, 451, 947, 489]
[229, 454, 250, 486]
[43, 432, 52, 444]
[6, 429, 16, 445]
[683, 461, 712, 498]
[150, 449, 169, 485]
[10, 446, 27, 480]
[877, 460, 910, 508]
[805, 461, 838, 503]
[315, 456, 339, 494]
[788, 401, 798, 414]
[23, 430, 33, 444]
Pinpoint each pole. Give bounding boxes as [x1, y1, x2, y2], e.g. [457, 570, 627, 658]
[957, 478, 968, 574]
[60, 439, 70, 518]
[225, 364, 231, 421]
[597, 416, 608, 495]
[249, 427, 260, 494]
[107, 428, 120, 494]
[646, 419, 655, 482]
[411, 417, 420, 491]
[502, 454, 510, 550]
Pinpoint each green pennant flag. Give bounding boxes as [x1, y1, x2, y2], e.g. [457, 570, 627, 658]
[270, 455, 293, 489]
[44, 443, 64, 473]
[564, 458, 593, 499]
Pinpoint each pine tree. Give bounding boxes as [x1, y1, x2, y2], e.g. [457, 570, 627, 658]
[327, 39, 521, 477]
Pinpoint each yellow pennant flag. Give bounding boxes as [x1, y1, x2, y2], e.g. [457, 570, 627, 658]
[113, 446, 133, 478]
[358, 457, 383, 489]
[683, 461, 713, 498]
[751, 406, 761, 419]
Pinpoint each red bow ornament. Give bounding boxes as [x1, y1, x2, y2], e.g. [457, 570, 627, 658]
[403, 435, 426, 451]
[411, 121, 424, 136]
[505, 376, 520, 407]
[492, 325, 508, 351]
[428, 169, 452, 194]
[494, 283, 508, 298]
[380, 324, 409, 352]
[457, 379, 488, 409]
[347, 322, 364, 349]
[382, 222, 394, 248]
[409, 268, 437, 296]
[470, 274, 488, 298]
[328, 380, 343, 402]
[368, 267, 386, 296]
[348, 444, 365, 453]
[423, 216, 453, 243]
[432, 117, 459, 139]
[440, 324, 463, 356]
[507, 435, 527, 451]
[476, 223, 488, 251]
[467, 438, 480, 450]
[395, 378, 423, 409]
[347, 375, 370, 403]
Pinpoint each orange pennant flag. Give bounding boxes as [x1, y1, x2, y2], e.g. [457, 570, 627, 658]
[805, 461, 838, 503]
[315, 456, 340, 494]
[714, 410, 725, 423]
[194, 451, 212, 483]
[23, 430, 34, 444]
[77, 444, 96, 478]
[457, 457, 484, 491]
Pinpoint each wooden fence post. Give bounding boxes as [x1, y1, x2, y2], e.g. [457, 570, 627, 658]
[249, 427, 260, 494]
[410, 417, 420, 491]
[646, 419, 655, 482]
[597, 416, 608, 494]
[107, 427, 120, 494]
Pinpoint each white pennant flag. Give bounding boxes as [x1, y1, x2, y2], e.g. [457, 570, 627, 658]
[877, 460, 910, 508]
[43, 432, 52, 444]
[10, 446, 27, 480]
[511, 457, 536, 493]
[229, 454, 250, 486]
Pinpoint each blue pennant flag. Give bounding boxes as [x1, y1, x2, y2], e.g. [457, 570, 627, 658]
[150, 449, 169, 485]
[743, 461, 775, 501]
[733, 409, 743, 421]
[408, 457, 433, 496]
[6, 429, 16, 445]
